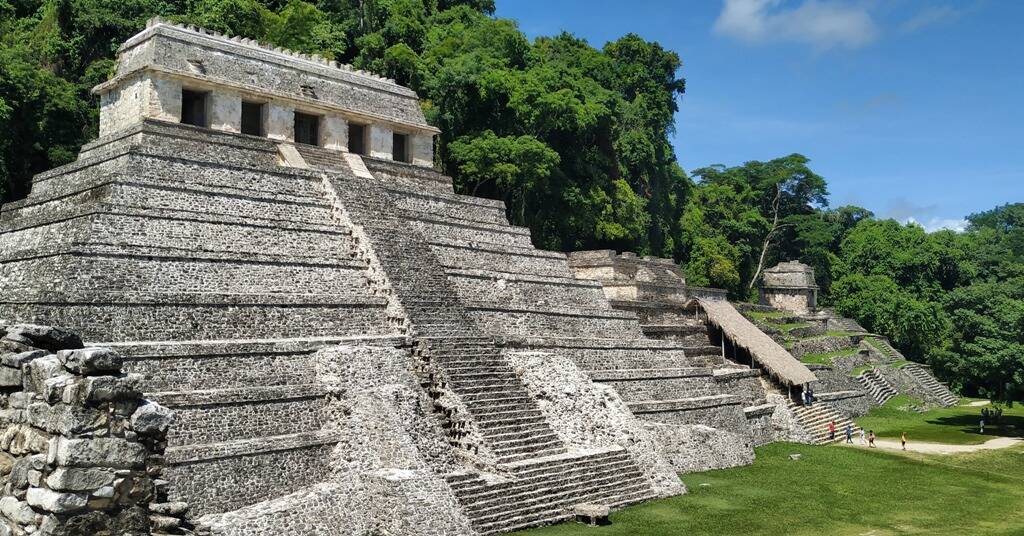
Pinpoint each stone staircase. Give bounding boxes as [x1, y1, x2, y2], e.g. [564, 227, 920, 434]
[903, 363, 959, 407]
[787, 401, 861, 444]
[856, 368, 898, 405]
[865, 337, 902, 364]
[445, 447, 655, 535]
[323, 174, 565, 464]
[865, 337, 958, 407]
[831, 316, 867, 333]
[315, 161, 657, 532]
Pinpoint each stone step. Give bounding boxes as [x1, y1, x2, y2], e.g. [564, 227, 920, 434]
[472, 481, 652, 534]
[470, 410, 548, 427]
[463, 469, 648, 517]
[489, 433, 564, 452]
[495, 446, 567, 464]
[481, 422, 554, 439]
[465, 475, 648, 522]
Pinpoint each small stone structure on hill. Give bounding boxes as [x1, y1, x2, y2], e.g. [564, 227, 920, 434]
[749, 261, 960, 414]
[760, 260, 819, 314]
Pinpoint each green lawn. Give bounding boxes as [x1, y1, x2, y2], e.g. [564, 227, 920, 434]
[512, 442, 1024, 536]
[799, 346, 858, 365]
[855, 396, 1024, 444]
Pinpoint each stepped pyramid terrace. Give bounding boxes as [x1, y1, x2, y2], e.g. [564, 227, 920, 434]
[0, 19, 963, 536]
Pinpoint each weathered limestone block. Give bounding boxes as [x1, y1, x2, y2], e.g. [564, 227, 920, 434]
[45, 467, 116, 492]
[130, 402, 174, 436]
[56, 348, 123, 375]
[410, 133, 433, 167]
[0, 425, 50, 456]
[146, 76, 182, 124]
[0, 367, 20, 387]
[25, 488, 88, 514]
[0, 497, 38, 525]
[646, 423, 754, 473]
[2, 325, 82, 353]
[264, 103, 294, 141]
[209, 91, 242, 133]
[316, 345, 459, 474]
[22, 356, 63, 395]
[507, 351, 684, 498]
[52, 438, 148, 469]
[1, 350, 48, 369]
[368, 124, 393, 160]
[321, 116, 348, 151]
[25, 402, 109, 436]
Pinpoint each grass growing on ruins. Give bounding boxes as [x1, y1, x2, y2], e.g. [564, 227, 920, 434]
[744, 310, 790, 321]
[855, 396, 1024, 444]
[799, 347, 858, 365]
[512, 442, 1024, 536]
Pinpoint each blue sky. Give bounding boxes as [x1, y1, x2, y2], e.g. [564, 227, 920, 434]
[495, 0, 1023, 231]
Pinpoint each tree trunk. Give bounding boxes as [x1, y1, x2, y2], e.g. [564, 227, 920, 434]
[749, 184, 791, 291]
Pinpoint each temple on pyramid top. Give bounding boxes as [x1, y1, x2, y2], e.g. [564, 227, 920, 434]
[92, 17, 437, 166]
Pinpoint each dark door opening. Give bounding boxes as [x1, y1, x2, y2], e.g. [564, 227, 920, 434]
[294, 112, 320, 145]
[241, 101, 264, 136]
[180, 89, 209, 127]
[348, 123, 366, 154]
[392, 133, 409, 162]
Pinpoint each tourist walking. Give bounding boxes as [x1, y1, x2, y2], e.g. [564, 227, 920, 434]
[980, 418, 985, 434]
[868, 430, 876, 448]
[859, 428, 866, 445]
[828, 420, 836, 441]
[807, 386, 814, 407]
[901, 432, 907, 451]
[845, 424, 853, 444]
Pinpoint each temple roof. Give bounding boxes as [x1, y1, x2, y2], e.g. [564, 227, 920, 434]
[93, 17, 438, 134]
[761, 260, 818, 290]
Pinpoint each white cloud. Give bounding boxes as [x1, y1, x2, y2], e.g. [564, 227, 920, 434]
[713, 0, 878, 49]
[903, 217, 969, 233]
[899, 5, 961, 34]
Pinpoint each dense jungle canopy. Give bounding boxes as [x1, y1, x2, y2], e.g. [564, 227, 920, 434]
[0, 0, 1021, 401]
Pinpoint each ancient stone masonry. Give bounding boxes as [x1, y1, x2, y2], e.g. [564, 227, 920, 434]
[7, 18, 969, 536]
[759, 261, 818, 314]
[0, 324, 181, 536]
[567, 251, 772, 463]
[744, 261, 958, 419]
[1, 20, 682, 535]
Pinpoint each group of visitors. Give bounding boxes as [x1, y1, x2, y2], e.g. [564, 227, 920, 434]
[802, 386, 815, 407]
[830, 419, 887, 448]
[980, 406, 1003, 434]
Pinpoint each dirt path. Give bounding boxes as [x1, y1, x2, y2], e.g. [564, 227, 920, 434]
[846, 436, 1023, 455]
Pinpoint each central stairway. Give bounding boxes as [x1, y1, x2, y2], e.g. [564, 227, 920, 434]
[304, 148, 657, 533]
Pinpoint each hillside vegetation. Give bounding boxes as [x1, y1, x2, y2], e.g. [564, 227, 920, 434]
[0, 0, 1020, 400]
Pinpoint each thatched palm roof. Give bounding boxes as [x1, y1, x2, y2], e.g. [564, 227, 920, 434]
[692, 298, 817, 387]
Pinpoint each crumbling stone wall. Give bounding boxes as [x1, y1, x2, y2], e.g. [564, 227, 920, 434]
[507, 351, 684, 498]
[0, 324, 180, 536]
[199, 344, 474, 536]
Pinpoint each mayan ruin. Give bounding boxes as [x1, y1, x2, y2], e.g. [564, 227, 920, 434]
[1, 4, 1021, 536]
